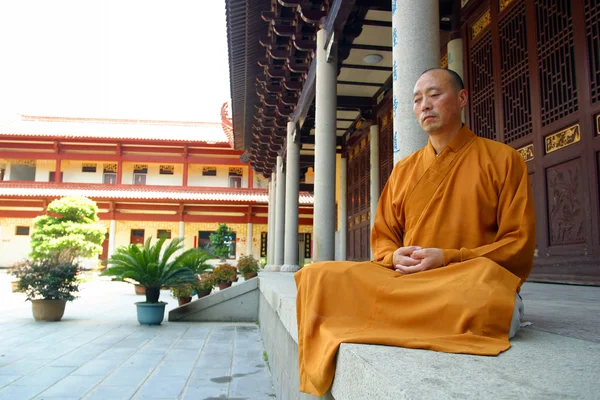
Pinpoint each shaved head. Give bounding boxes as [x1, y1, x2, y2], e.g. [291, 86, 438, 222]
[420, 68, 464, 93]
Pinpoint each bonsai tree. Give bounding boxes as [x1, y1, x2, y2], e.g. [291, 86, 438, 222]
[209, 223, 234, 261]
[103, 236, 197, 303]
[30, 196, 106, 264]
[12, 259, 80, 302]
[237, 255, 259, 279]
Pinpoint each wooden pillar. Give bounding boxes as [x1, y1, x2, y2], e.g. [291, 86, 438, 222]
[248, 166, 254, 188]
[54, 158, 61, 182]
[183, 146, 189, 187]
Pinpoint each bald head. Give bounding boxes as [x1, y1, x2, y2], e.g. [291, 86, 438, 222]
[420, 68, 464, 93]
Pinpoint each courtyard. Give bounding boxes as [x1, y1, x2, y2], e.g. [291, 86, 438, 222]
[0, 270, 275, 400]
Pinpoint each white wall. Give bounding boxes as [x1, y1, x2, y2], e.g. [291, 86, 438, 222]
[122, 163, 184, 186]
[187, 165, 248, 188]
[0, 221, 33, 267]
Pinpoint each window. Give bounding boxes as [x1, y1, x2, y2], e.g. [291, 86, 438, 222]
[15, 226, 30, 236]
[198, 230, 236, 258]
[103, 173, 117, 184]
[133, 164, 147, 185]
[133, 173, 146, 185]
[82, 163, 97, 173]
[157, 229, 171, 239]
[202, 166, 217, 176]
[229, 176, 242, 188]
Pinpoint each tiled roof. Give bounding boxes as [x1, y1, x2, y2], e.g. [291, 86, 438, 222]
[0, 182, 314, 205]
[0, 115, 232, 145]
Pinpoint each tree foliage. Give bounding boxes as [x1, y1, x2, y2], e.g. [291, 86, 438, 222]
[30, 196, 106, 264]
[209, 223, 234, 261]
[12, 259, 80, 301]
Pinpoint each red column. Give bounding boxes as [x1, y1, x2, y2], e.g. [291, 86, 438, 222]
[54, 158, 62, 182]
[183, 159, 189, 187]
[247, 165, 253, 188]
[117, 160, 123, 184]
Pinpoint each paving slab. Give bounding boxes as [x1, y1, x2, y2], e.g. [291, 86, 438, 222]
[0, 271, 274, 400]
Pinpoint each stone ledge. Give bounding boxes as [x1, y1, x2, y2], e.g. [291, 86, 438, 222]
[168, 278, 258, 322]
[257, 272, 600, 400]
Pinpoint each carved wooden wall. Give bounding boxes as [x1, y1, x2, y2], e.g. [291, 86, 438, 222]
[464, 0, 600, 284]
[379, 107, 394, 193]
[346, 133, 371, 261]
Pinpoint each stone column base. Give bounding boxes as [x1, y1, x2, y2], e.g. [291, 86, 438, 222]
[280, 264, 301, 272]
[263, 264, 281, 272]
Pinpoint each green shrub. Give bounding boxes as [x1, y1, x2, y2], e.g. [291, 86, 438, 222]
[212, 263, 237, 283]
[11, 260, 80, 301]
[237, 255, 259, 275]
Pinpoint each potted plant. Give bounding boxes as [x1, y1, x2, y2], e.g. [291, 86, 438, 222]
[102, 236, 198, 325]
[194, 272, 215, 298]
[11, 260, 80, 321]
[12, 196, 105, 322]
[237, 254, 259, 280]
[170, 283, 194, 306]
[212, 263, 237, 290]
[209, 223, 234, 262]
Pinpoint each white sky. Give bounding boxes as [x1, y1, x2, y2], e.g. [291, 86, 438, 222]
[0, 1, 230, 123]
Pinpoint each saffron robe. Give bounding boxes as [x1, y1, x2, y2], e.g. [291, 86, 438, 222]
[295, 126, 536, 396]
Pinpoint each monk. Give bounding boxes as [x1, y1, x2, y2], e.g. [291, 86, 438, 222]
[294, 68, 536, 396]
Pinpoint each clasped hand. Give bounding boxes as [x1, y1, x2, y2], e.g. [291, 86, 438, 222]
[393, 246, 444, 274]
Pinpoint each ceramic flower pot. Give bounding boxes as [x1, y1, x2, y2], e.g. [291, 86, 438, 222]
[243, 272, 258, 280]
[134, 284, 146, 295]
[177, 297, 192, 306]
[196, 289, 212, 298]
[31, 299, 67, 322]
[218, 281, 232, 290]
[135, 302, 166, 325]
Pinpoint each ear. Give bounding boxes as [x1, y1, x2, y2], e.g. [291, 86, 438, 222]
[458, 89, 468, 109]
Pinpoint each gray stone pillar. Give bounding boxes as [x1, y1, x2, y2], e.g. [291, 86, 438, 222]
[246, 222, 253, 257]
[447, 38, 464, 122]
[369, 124, 380, 258]
[179, 221, 185, 240]
[108, 219, 116, 258]
[274, 155, 286, 267]
[338, 156, 347, 261]
[392, 1, 440, 164]
[313, 27, 337, 262]
[266, 176, 276, 267]
[282, 121, 301, 271]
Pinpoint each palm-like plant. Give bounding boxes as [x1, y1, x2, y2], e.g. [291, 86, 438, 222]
[103, 236, 198, 303]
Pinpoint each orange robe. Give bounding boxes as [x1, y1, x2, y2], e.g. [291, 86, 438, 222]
[295, 126, 536, 396]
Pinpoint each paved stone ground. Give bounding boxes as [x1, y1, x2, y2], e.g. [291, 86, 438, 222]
[0, 270, 275, 400]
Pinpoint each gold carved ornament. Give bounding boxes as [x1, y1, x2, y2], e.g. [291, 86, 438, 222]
[499, 0, 515, 12]
[160, 164, 174, 173]
[596, 114, 599, 136]
[202, 166, 216, 174]
[133, 164, 148, 171]
[517, 144, 534, 162]
[545, 124, 581, 154]
[472, 10, 491, 40]
[9, 159, 36, 167]
[82, 162, 97, 168]
[229, 167, 243, 176]
[103, 163, 117, 172]
[440, 53, 448, 69]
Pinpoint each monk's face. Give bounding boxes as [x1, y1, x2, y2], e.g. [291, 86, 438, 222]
[412, 70, 467, 135]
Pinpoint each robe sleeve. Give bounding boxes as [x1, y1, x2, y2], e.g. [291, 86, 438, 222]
[371, 167, 404, 268]
[442, 150, 536, 282]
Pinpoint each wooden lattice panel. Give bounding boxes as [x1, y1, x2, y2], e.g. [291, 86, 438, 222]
[585, 0, 600, 104]
[499, 1, 532, 143]
[379, 109, 393, 192]
[469, 29, 496, 140]
[535, 0, 579, 126]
